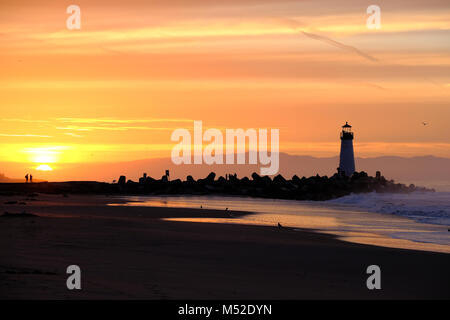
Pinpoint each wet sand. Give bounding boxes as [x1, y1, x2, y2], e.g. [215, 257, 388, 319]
[0, 194, 449, 299]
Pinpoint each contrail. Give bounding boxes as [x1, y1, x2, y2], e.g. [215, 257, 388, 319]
[362, 82, 390, 91]
[301, 31, 378, 62]
[278, 17, 378, 62]
[281, 18, 442, 87]
[300, 30, 442, 88]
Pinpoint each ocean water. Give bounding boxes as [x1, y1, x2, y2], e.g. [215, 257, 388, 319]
[326, 191, 450, 226]
[111, 192, 450, 253]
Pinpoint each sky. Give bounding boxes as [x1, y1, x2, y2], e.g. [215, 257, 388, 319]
[0, 0, 450, 180]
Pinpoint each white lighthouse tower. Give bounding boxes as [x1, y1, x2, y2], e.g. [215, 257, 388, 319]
[339, 122, 355, 176]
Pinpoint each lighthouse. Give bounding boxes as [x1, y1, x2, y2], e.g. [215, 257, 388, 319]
[339, 122, 355, 176]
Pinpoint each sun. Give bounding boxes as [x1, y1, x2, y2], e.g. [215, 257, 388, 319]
[36, 164, 53, 171]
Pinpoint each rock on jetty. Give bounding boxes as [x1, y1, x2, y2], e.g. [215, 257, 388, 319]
[0, 171, 433, 201]
[118, 170, 432, 201]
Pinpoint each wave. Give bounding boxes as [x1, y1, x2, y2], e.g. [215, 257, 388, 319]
[327, 191, 450, 226]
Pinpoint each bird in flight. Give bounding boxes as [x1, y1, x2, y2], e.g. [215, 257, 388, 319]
[422, 122, 428, 126]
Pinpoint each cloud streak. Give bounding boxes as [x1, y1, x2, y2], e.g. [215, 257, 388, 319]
[0, 133, 52, 138]
[1, 118, 50, 123]
[56, 118, 193, 124]
[56, 126, 182, 132]
[63, 132, 84, 138]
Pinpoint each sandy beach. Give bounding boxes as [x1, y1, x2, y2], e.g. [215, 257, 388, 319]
[1, 194, 449, 299]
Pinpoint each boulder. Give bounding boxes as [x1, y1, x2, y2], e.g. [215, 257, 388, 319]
[118, 176, 126, 185]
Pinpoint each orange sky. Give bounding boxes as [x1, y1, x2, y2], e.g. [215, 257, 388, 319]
[1, 0, 450, 179]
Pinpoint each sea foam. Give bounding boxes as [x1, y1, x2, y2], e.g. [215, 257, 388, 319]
[328, 191, 450, 226]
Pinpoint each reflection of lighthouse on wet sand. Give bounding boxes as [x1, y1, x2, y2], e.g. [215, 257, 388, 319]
[339, 122, 355, 176]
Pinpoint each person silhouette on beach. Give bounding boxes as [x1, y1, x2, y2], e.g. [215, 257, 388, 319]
[25, 174, 28, 183]
[30, 174, 33, 183]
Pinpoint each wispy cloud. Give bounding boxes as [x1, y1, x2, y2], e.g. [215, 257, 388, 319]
[1, 118, 50, 123]
[56, 126, 91, 132]
[56, 126, 181, 131]
[0, 133, 52, 138]
[63, 132, 84, 138]
[53, 117, 195, 132]
[56, 118, 193, 124]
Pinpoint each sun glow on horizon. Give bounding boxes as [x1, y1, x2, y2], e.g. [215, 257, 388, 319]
[27, 148, 60, 164]
[36, 164, 53, 171]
